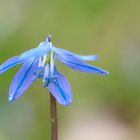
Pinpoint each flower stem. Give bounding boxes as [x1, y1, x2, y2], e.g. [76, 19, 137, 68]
[50, 93, 58, 140]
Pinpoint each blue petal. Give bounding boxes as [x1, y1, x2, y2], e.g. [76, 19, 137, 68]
[19, 42, 51, 60]
[55, 48, 98, 61]
[0, 42, 50, 74]
[9, 58, 38, 102]
[76, 54, 98, 61]
[47, 66, 73, 106]
[0, 56, 25, 74]
[55, 48, 109, 74]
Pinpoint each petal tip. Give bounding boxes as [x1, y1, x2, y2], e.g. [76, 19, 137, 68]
[65, 102, 71, 106]
[0, 66, 3, 74]
[94, 55, 99, 60]
[64, 98, 72, 106]
[102, 70, 110, 75]
[8, 95, 15, 102]
[57, 98, 72, 106]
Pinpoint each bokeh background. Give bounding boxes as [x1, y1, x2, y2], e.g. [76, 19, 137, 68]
[0, 0, 140, 140]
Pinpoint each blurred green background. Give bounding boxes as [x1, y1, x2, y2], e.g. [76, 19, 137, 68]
[0, 0, 140, 139]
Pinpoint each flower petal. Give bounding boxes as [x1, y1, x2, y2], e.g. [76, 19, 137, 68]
[0, 56, 25, 74]
[55, 48, 109, 74]
[9, 58, 38, 102]
[19, 42, 51, 60]
[0, 42, 50, 74]
[76, 54, 98, 61]
[55, 48, 98, 61]
[48, 66, 73, 106]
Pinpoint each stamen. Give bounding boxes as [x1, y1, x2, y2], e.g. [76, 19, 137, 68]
[38, 57, 42, 67]
[33, 56, 47, 81]
[43, 64, 50, 87]
[50, 49, 54, 75]
[43, 64, 58, 87]
[43, 76, 57, 87]
[46, 35, 52, 42]
[33, 67, 45, 81]
[41, 55, 47, 67]
[43, 64, 49, 80]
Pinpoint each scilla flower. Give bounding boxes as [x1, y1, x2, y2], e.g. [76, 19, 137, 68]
[0, 35, 109, 106]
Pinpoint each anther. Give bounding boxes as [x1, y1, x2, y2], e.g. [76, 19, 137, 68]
[46, 35, 52, 42]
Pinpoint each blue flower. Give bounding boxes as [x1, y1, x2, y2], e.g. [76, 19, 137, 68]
[0, 35, 109, 106]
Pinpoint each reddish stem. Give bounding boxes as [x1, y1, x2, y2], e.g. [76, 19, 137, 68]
[50, 93, 58, 140]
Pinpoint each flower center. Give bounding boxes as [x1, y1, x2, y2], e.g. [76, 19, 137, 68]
[33, 47, 56, 87]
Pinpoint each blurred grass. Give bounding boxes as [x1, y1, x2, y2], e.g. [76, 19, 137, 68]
[0, 0, 140, 139]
